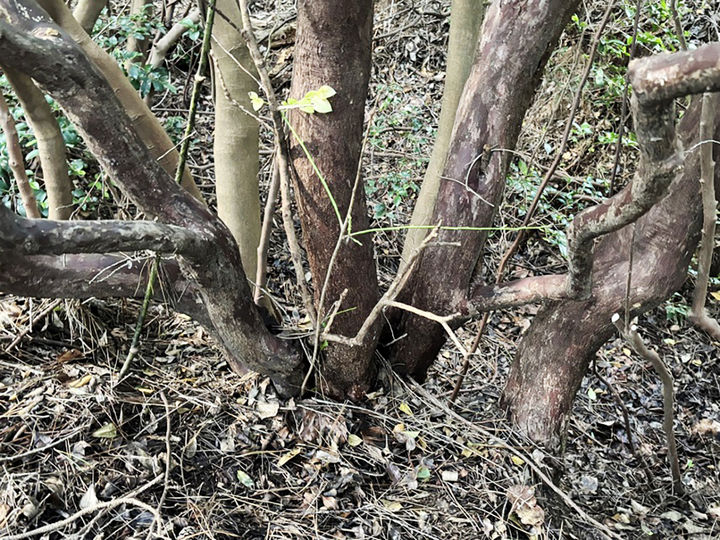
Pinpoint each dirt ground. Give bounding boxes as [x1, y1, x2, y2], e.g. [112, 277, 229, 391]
[1, 1, 720, 538]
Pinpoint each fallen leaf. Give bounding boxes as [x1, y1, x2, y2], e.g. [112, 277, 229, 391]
[277, 447, 302, 467]
[91, 423, 117, 439]
[398, 402, 413, 416]
[347, 434, 363, 447]
[256, 400, 279, 419]
[79, 484, 98, 509]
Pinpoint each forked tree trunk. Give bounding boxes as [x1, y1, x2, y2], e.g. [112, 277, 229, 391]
[501, 101, 715, 444]
[288, 0, 380, 399]
[401, 0, 485, 269]
[125, 0, 153, 70]
[391, 0, 580, 378]
[210, 0, 262, 285]
[0, 0, 303, 394]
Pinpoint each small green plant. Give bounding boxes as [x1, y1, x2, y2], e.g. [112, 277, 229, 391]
[664, 292, 689, 323]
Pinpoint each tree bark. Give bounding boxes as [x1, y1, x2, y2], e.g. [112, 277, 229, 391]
[0, 89, 40, 218]
[401, 0, 485, 269]
[390, 0, 580, 378]
[501, 100, 716, 444]
[288, 0, 380, 399]
[3, 67, 74, 220]
[211, 0, 262, 284]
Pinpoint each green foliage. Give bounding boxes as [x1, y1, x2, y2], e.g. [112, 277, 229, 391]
[94, 6, 176, 97]
[664, 292, 689, 323]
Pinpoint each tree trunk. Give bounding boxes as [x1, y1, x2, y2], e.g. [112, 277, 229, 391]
[211, 0, 262, 285]
[72, 0, 106, 34]
[3, 67, 74, 220]
[288, 0, 379, 399]
[391, 0, 580, 378]
[401, 0, 485, 269]
[501, 100, 715, 444]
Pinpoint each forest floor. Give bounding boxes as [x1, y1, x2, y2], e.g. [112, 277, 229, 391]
[1, 0, 720, 539]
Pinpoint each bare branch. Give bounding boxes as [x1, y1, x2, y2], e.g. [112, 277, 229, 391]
[0, 205, 208, 257]
[612, 314, 684, 494]
[689, 91, 720, 340]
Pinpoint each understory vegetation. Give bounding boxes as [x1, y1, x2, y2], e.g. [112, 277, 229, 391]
[1, 0, 719, 539]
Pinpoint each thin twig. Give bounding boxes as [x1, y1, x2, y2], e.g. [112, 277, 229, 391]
[255, 155, 281, 304]
[236, 0, 316, 325]
[1, 475, 164, 540]
[302, 103, 380, 393]
[608, 0, 642, 196]
[410, 381, 624, 540]
[451, 2, 617, 401]
[118, 0, 217, 382]
[612, 314, 684, 495]
[689, 92, 720, 340]
[669, 0, 687, 50]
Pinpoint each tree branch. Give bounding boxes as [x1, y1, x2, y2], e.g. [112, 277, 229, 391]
[0, 205, 208, 257]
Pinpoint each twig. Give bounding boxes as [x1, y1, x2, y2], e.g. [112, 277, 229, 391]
[612, 314, 684, 495]
[320, 227, 441, 348]
[669, 0, 687, 50]
[608, 0, 642, 196]
[592, 360, 636, 454]
[236, 0, 316, 325]
[4, 299, 61, 353]
[303, 103, 380, 393]
[409, 381, 623, 540]
[0, 475, 164, 540]
[147, 392, 172, 539]
[494, 0, 616, 284]
[118, 0, 217, 382]
[254, 155, 281, 304]
[689, 92, 720, 340]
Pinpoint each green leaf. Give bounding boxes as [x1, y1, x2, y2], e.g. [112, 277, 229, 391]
[416, 466, 431, 480]
[248, 91, 265, 112]
[312, 98, 332, 114]
[236, 469, 255, 488]
[316, 85, 336, 99]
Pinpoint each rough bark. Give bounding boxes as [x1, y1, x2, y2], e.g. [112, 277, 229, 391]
[72, 0, 106, 34]
[401, 0, 485, 268]
[211, 0, 262, 283]
[288, 0, 379, 399]
[36, 0, 204, 202]
[390, 0, 580, 378]
[3, 67, 74, 220]
[501, 99, 716, 444]
[0, 0, 302, 394]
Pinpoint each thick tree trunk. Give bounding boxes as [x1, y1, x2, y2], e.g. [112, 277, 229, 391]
[3, 67, 74, 220]
[501, 101, 715, 444]
[390, 0, 580, 378]
[401, 0, 485, 269]
[288, 0, 379, 399]
[211, 0, 262, 284]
